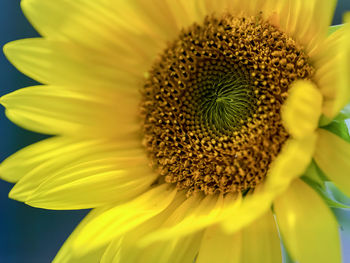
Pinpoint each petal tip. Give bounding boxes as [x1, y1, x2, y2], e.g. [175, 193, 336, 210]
[20, 0, 34, 14]
[3, 41, 15, 60]
[8, 186, 26, 202]
[282, 80, 322, 138]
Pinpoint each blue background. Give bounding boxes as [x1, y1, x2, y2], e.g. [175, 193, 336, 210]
[0, 0, 350, 262]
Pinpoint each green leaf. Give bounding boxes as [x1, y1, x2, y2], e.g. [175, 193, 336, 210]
[328, 24, 344, 36]
[302, 160, 328, 189]
[302, 176, 350, 209]
[302, 161, 350, 209]
[321, 120, 350, 143]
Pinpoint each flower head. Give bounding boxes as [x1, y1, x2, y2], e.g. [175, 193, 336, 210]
[1, 0, 350, 262]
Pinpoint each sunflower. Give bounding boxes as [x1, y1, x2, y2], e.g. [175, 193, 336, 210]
[1, 0, 350, 262]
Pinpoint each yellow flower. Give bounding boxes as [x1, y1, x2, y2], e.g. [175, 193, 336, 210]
[1, 0, 350, 262]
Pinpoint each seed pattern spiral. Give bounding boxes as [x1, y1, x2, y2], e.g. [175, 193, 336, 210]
[141, 14, 315, 196]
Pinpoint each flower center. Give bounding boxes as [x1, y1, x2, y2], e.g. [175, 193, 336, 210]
[195, 70, 254, 135]
[141, 13, 314, 196]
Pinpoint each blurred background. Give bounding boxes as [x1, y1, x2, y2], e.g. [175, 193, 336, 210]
[1, 0, 350, 262]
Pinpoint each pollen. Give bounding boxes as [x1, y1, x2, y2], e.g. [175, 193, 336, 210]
[140, 14, 314, 196]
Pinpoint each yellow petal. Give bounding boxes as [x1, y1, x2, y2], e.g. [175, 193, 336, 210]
[100, 193, 188, 263]
[230, 0, 283, 19]
[100, 238, 123, 263]
[265, 134, 317, 192]
[7, 138, 140, 203]
[72, 184, 177, 254]
[119, 0, 206, 40]
[312, 21, 350, 121]
[135, 232, 203, 263]
[276, 0, 336, 54]
[3, 38, 145, 88]
[168, 233, 204, 263]
[53, 207, 111, 263]
[138, 233, 202, 263]
[201, 0, 284, 22]
[281, 80, 322, 138]
[139, 193, 241, 246]
[0, 85, 139, 137]
[25, 149, 156, 210]
[314, 128, 350, 197]
[241, 210, 281, 263]
[21, 0, 161, 64]
[196, 224, 242, 263]
[162, 0, 207, 29]
[101, 199, 203, 263]
[0, 136, 76, 183]
[274, 179, 341, 263]
[6, 139, 106, 201]
[21, 0, 118, 40]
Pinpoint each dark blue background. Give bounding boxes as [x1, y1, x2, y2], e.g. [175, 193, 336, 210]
[0, 1, 89, 262]
[0, 1, 350, 262]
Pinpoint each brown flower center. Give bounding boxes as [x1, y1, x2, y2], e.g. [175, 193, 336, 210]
[140, 13, 314, 196]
